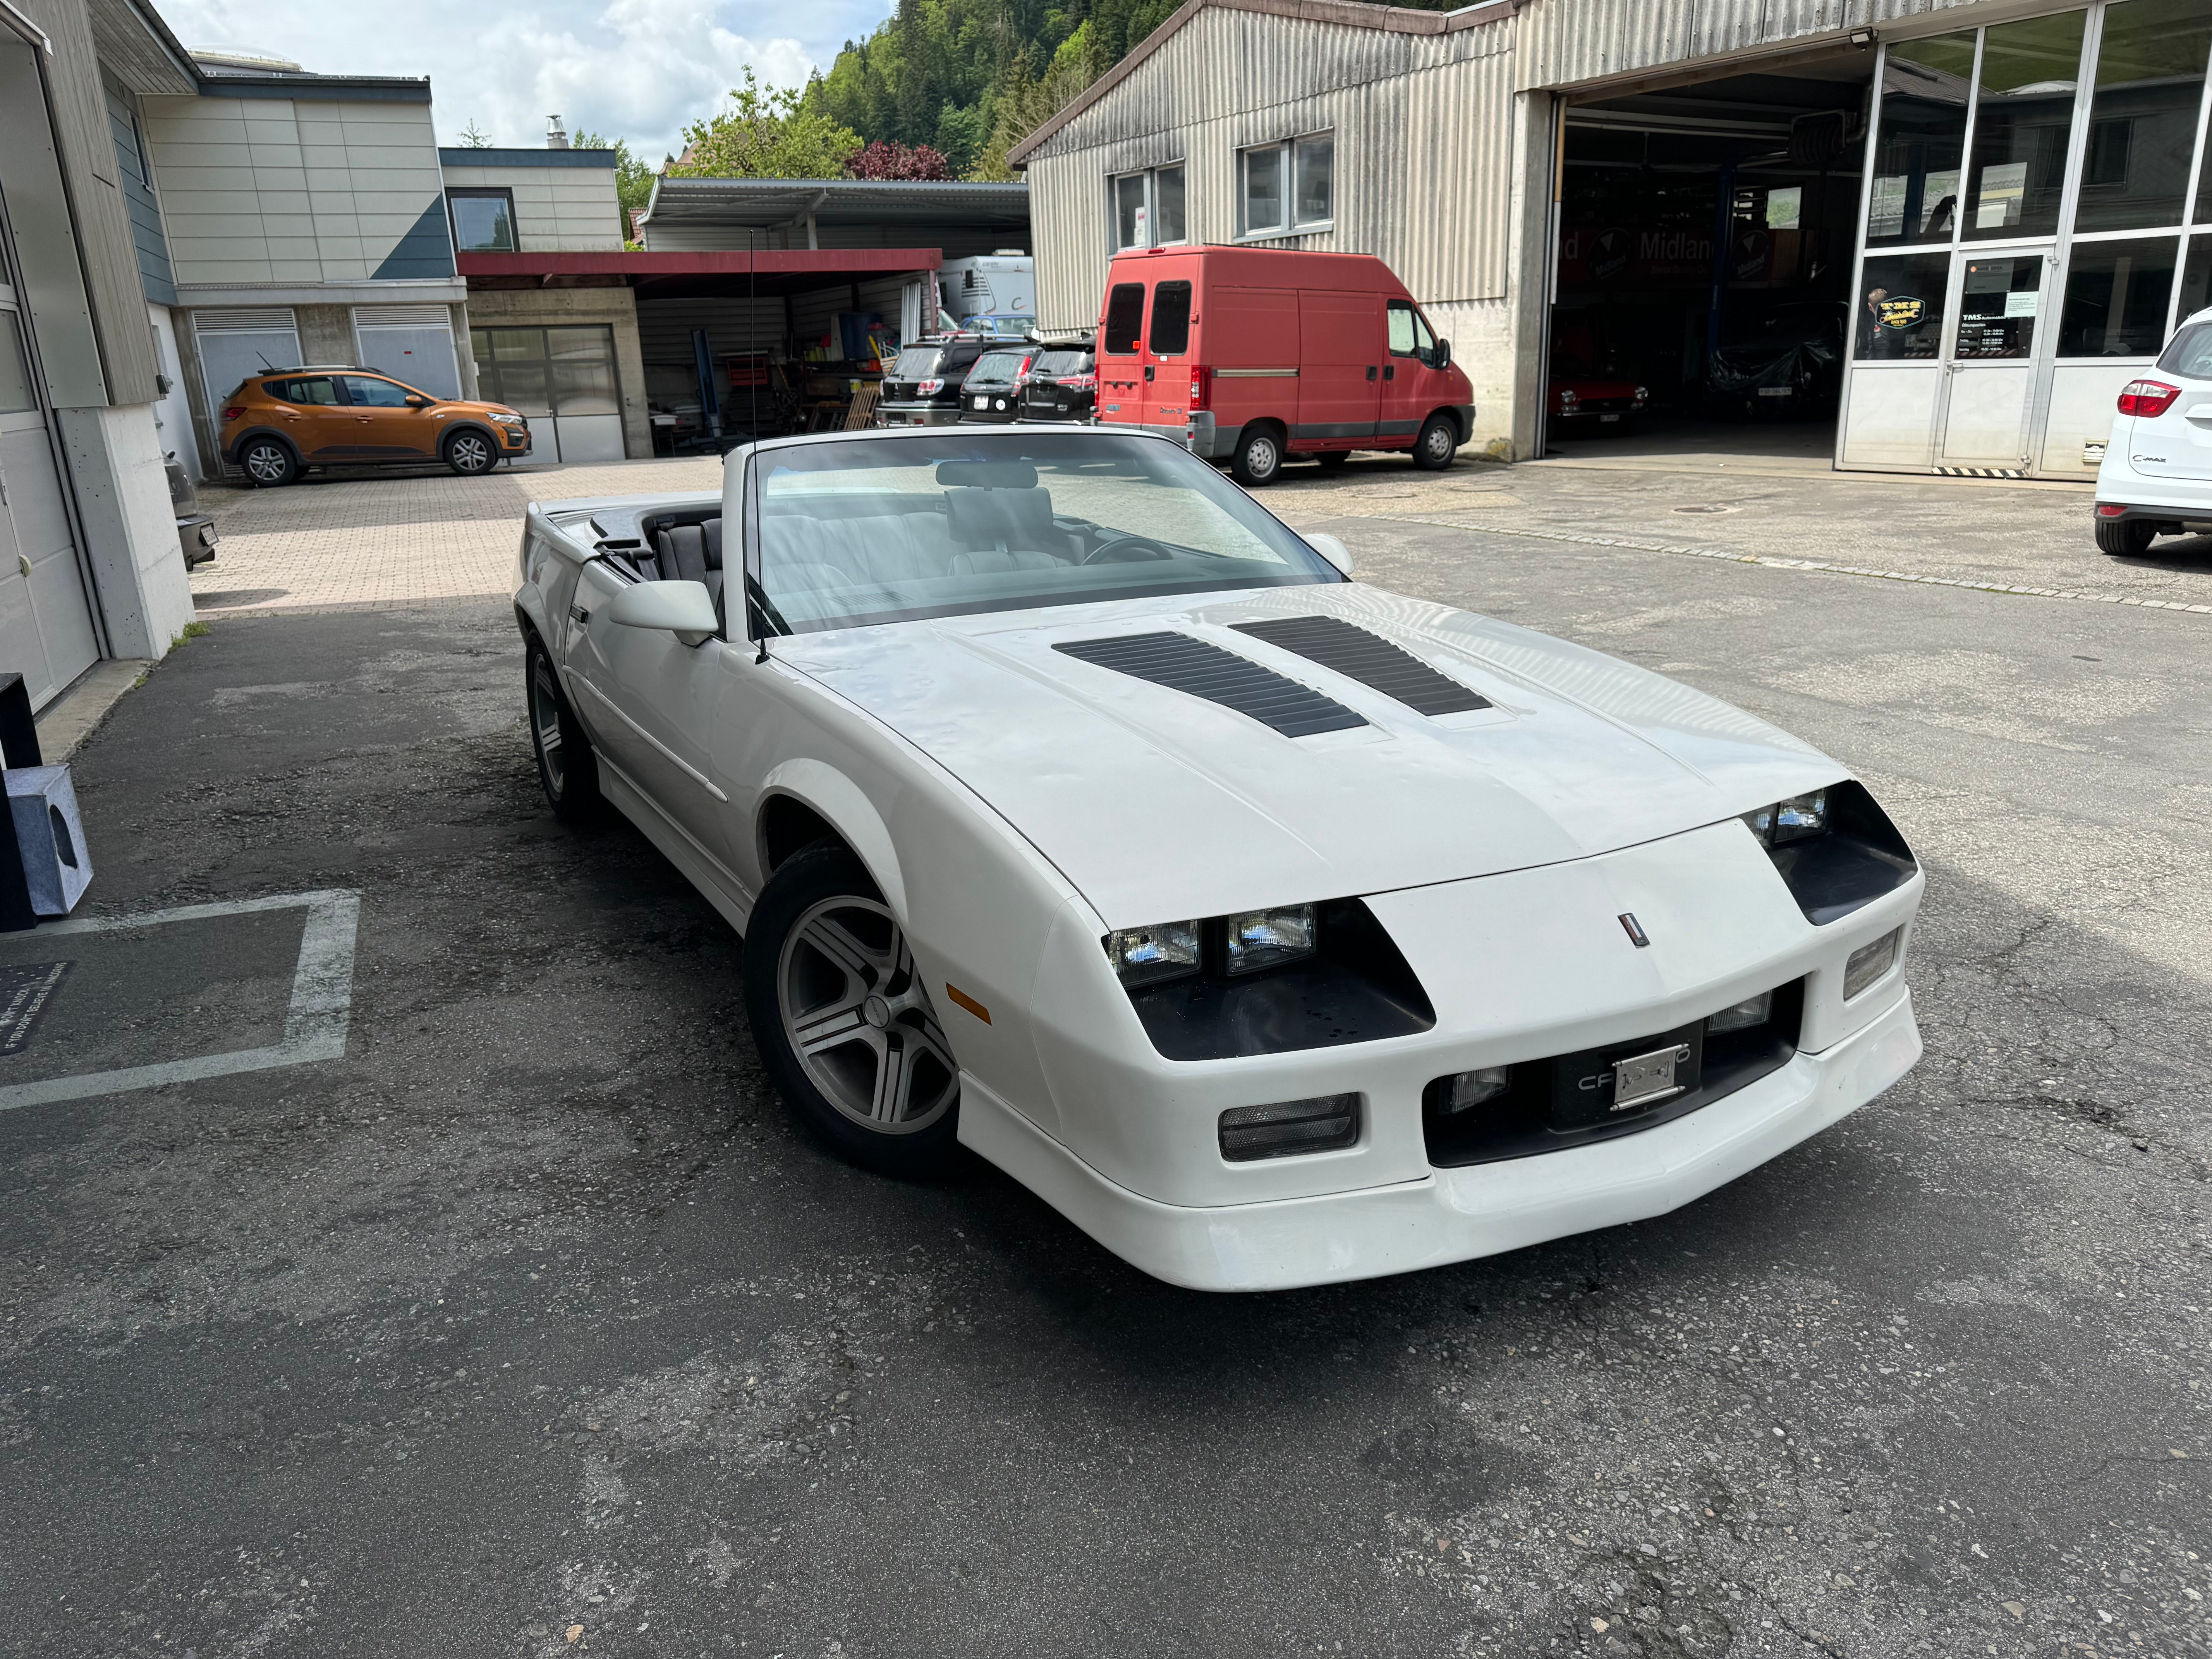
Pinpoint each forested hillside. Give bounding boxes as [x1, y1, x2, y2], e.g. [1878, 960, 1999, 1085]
[800, 0, 1448, 180]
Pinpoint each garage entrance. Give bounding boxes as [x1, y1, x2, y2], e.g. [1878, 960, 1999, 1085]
[1549, 50, 1877, 467]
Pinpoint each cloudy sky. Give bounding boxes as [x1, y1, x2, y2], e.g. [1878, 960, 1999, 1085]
[155, 0, 892, 162]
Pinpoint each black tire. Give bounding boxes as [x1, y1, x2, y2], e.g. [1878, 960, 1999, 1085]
[1230, 424, 1285, 487]
[237, 436, 298, 488]
[1412, 412, 1460, 471]
[526, 635, 601, 821]
[743, 842, 963, 1178]
[445, 428, 498, 477]
[1316, 450, 1351, 469]
[2094, 516, 2157, 557]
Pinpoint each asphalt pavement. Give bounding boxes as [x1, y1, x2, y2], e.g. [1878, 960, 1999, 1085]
[4, 463, 2209, 1659]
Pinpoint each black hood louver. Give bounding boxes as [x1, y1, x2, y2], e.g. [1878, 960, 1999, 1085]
[1231, 615, 1491, 716]
[1053, 632, 1369, 738]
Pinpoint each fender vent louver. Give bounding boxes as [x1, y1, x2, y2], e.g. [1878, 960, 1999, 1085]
[1231, 615, 1491, 716]
[1053, 632, 1368, 738]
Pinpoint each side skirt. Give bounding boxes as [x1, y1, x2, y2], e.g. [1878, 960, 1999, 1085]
[597, 757, 756, 936]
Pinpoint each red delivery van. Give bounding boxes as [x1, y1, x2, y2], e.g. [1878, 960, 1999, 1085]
[1093, 246, 1475, 486]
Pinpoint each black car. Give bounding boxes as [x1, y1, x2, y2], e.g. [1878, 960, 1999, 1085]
[1016, 345, 1097, 423]
[877, 336, 993, 427]
[956, 346, 1039, 424]
[1706, 301, 1848, 421]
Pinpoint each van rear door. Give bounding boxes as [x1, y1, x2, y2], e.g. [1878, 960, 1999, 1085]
[1141, 277, 1194, 428]
[1295, 289, 1383, 450]
[1098, 279, 1147, 424]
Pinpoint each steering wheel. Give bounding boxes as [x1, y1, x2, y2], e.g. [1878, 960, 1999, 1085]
[1080, 535, 1175, 565]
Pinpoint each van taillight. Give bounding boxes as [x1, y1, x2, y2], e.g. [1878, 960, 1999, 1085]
[1188, 367, 1211, 410]
[2117, 379, 2181, 417]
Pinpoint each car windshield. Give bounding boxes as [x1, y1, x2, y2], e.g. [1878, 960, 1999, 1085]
[748, 431, 1341, 634]
[891, 347, 943, 379]
[1033, 350, 1089, 376]
[969, 350, 1028, 383]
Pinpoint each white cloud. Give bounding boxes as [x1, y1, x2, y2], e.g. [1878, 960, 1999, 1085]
[152, 0, 894, 159]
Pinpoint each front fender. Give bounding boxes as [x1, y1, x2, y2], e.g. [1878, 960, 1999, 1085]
[756, 759, 908, 923]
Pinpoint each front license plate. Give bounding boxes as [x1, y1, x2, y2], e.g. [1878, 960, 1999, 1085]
[1759, 386, 1794, 397]
[1599, 413, 1621, 422]
[1549, 1021, 1704, 1132]
[1612, 1043, 1690, 1109]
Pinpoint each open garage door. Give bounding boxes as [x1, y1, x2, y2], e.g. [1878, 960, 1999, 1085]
[1551, 50, 1877, 470]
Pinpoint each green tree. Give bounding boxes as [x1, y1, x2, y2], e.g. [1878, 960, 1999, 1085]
[672, 69, 864, 179]
[570, 130, 657, 222]
[454, 118, 491, 148]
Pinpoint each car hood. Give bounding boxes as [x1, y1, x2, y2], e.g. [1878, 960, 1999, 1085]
[776, 584, 1841, 926]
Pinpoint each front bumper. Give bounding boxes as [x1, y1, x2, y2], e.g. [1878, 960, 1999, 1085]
[962, 989, 1920, 1291]
[876, 400, 964, 428]
[498, 424, 533, 454]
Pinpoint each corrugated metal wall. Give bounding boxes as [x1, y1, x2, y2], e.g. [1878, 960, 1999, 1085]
[1025, 0, 1996, 333]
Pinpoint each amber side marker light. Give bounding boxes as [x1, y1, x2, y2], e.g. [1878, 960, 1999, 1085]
[946, 984, 991, 1024]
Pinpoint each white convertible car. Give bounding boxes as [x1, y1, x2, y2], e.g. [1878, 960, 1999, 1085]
[513, 427, 1922, 1291]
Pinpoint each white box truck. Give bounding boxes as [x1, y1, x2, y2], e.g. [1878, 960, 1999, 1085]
[936, 253, 1036, 339]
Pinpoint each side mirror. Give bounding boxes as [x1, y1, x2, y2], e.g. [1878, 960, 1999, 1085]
[607, 579, 720, 647]
[1432, 339, 1452, 371]
[1305, 531, 1355, 577]
[405, 394, 431, 409]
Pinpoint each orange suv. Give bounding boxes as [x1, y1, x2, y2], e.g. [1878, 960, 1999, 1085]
[218, 367, 532, 486]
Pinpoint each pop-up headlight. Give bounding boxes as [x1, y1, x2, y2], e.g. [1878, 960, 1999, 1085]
[1225, 905, 1317, 975]
[1107, 921, 1200, 988]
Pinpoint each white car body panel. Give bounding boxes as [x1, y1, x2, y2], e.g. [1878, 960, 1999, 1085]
[514, 430, 1923, 1290]
[2095, 303, 2212, 512]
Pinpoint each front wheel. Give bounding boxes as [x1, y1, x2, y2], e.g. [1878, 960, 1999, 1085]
[1230, 425, 1284, 487]
[445, 429, 497, 476]
[1412, 413, 1460, 471]
[2094, 515, 2157, 557]
[238, 437, 298, 488]
[526, 637, 600, 821]
[743, 843, 963, 1176]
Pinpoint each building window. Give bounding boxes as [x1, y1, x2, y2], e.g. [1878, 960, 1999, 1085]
[1111, 164, 1186, 249]
[2056, 235, 2178, 356]
[1240, 133, 1333, 237]
[447, 189, 516, 253]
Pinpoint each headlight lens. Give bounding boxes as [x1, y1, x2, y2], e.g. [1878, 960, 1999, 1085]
[1225, 904, 1317, 975]
[1843, 928, 1903, 1000]
[1705, 990, 1772, 1034]
[488, 410, 526, 425]
[1106, 920, 1200, 988]
[1743, 788, 1828, 847]
[1438, 1065, 1511, 1113]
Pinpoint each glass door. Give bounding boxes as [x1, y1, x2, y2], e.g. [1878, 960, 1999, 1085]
[1937, 247, 2053, 465]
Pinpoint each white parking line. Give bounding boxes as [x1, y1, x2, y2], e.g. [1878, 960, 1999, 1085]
[0, 890, 361, 1113]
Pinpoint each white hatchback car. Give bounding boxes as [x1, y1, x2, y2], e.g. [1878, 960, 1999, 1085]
[513, 427, 1923, 1291]
[2094, 304, 2212, 556]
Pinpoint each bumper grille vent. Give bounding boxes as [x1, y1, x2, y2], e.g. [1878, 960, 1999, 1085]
[1053, 632, 1368, 738]
[1231, 615, 1489, 716]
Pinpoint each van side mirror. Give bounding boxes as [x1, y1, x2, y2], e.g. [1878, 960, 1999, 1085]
[1432, 338, 1452, 371]
[607, 579, 720, 647]
[1305, 531, 1355, 576]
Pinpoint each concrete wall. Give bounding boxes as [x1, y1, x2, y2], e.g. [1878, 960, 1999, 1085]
[56, 403, 194, 659]
[141, 93, 453, 283]
[441, 160, 624, 252]
[461, 285, 651, 458]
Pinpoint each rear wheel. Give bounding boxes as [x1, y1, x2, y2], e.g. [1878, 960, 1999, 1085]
[1412, 413, 1460, 471]
[526, 637, 600, 821]
[1230, 424, 1284, 487]
[445, 429, 496, 476]
[2094, 515, 2157, 557]
[744, 843, 963, 1176]
[238, 436, 297, 488]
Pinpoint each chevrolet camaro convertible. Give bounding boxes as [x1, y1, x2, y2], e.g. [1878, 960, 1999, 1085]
[512, 428, 1923, 1292]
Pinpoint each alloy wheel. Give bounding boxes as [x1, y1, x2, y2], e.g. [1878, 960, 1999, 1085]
[776, 896, 958, 1134]
[450, 433, 493, 473]
[243, 443, 289, 484]
[529, 653, 565, 794]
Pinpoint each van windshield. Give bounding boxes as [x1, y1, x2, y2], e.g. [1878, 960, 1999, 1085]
[750, 431, 1341, 634]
